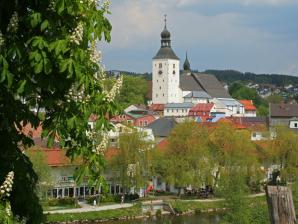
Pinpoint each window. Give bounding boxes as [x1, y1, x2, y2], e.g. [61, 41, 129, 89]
[173, 70, 175, 75]
[53, 189, 57, 198]
[159, 86, 161, 90]
[140, 121, 143, 126]
[157, 79, 158, 82]
[167, 109, 169, 112]
[159, 63, 162, 68]
[176, 109, 178, 113]
[64, 188, 69, 197]
[58, 189, 63, 197]
[163, 93, 164, 96]
[144, 120, 148, 126]
[173, 64, 175, 69]
[163, 79, 164, 82]
[295, 123, 298, 128]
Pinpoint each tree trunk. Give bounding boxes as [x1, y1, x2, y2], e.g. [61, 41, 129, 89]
[266, 185, 296, 224]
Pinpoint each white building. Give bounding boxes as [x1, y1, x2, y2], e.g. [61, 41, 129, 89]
[152, 20, 182, 104]
[164, 103, 193, 117]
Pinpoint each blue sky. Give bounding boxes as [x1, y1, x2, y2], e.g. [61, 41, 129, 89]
[100, 0, 298, 76]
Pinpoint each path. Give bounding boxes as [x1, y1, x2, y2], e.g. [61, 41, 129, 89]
[44, 202, 133, 214]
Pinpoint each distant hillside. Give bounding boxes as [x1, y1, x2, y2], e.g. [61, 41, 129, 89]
[203, 70, 298, 86]
[108, 69, 298, 87]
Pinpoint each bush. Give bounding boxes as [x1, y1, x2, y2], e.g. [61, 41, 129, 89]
[155, 209, 162, 217]
[47, 198, 77, 206]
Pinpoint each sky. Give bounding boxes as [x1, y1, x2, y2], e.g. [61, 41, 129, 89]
[100, 0, 298, 76]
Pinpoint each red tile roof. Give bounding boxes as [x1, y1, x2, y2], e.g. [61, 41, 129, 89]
[239, 100, 256, 111]
[156, 138, 168, 152]
[149, 104, 165, 111]
[189, 103, 214, 112]
[28, 149, 81, 167]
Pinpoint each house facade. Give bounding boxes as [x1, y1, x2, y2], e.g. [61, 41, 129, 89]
[269, 103, 298, 129]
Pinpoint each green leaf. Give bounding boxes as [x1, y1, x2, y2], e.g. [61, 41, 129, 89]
[6, 71, 13, 88]
[34, 61, 43, 74]
[0, 68, 7, 83]
[17, 80, 27, 94]
[40, 20, 49, 32]
[47, 135, 54, 148]
[30, 12, 42, 28]
[43, 58, 52, 75]
[56, 0, 65, 15]
[59, 59, 69, 73]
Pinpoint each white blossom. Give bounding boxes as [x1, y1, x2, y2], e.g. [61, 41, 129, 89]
[93, 133, 109, 155]
[127, 164, 137, 177]
[7, 12, 19, 33]
[0, 32, 4, 47]
[104, 75, 123, 102]
[0, 171, 14, 199]
[70, 22, 84, 45]
[90, 42, 102, 64]
[48, 0, 55, 11]
[5, 203, 11, 217]
[101, 0, 110, 12]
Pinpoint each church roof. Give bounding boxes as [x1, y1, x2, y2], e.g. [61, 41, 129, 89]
[192, 73, 231, 98]
[153, 47, 179, 60]
[180, 75, 204, 91]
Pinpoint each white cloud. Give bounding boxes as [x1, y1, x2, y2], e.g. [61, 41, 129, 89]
[102, 0, 298, 75]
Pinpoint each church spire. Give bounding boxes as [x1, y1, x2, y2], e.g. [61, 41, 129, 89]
[183, 51, 191, 71]
[160, 14, 171, 48]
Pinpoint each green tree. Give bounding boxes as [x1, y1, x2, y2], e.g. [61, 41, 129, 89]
[163, 121, 214, 194]
[109, 128, 153, 193]
[116, 75, 148, 109]
[26, 149, 53, 201]
[0, 0, 119, 222]
[219, 169, 269, 224]
[209, 123, 262, 192]
[270, 127, 298, 183]
[266, 94, 283, 104]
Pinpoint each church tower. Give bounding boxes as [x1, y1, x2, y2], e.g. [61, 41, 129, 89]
[152, 16, 181, 104]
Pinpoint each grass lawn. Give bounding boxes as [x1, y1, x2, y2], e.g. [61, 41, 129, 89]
[44, 204, 81, 211]
[45, 203, 142, 223]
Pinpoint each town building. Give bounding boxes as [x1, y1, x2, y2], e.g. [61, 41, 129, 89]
[151, 18, 246, 118]
[239, 100, 257, 117]
[269, 103, 298, 129]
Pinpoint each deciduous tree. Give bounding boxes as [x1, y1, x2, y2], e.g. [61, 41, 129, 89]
[0, 0, 119, 222]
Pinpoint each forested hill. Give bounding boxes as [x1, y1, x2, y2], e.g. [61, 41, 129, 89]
[108, 69, 298, 86]
[202, 69, 298, 86]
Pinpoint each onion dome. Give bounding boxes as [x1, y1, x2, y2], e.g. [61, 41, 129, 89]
[161, 27, 171, 39]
